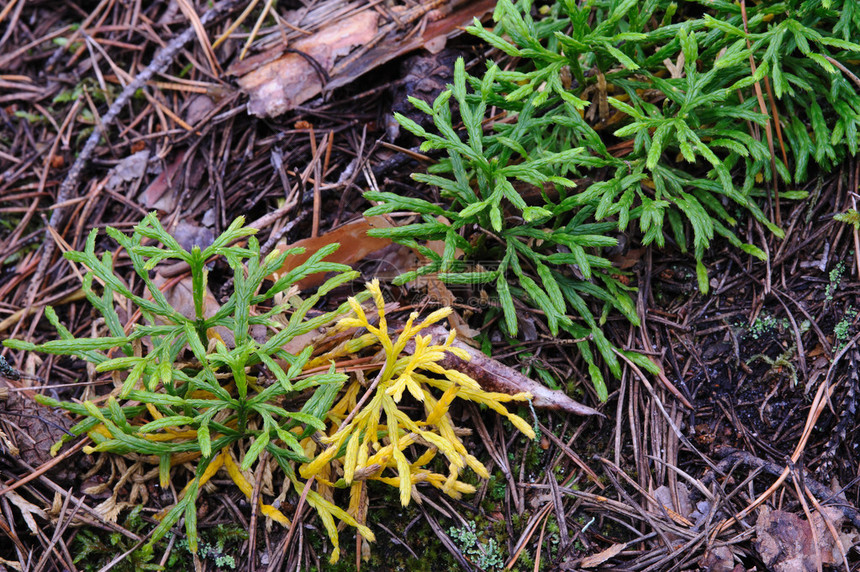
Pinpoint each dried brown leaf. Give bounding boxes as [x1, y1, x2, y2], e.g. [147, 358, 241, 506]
[270, 216, 393, 289]
[184, 94, 216, 126]
[580, 542, 625, 568]
[699, 545, 736, 572]
[107, 150, 150, 190]
[138, 151, 185, 210]
[6, 490, 46, 534]
[754, 506, 855, 572]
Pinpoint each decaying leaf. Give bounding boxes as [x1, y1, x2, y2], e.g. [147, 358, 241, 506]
[581, 542, 626, 568]
[184, 94, 216, 125]
[755, 505, 857, 572]
[152, 273, 235, 346]
[6, 490, 46, 534]
[139, 151, 184, 210]
[106, 150, 150, 190]
[651, 484, 695, 527]
[699, 545, 737, 572]
[170, 220, 216, 252]
[270, 216, 394, 289]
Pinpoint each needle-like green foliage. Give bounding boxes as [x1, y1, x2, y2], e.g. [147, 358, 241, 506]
[367, 0, 857, 399]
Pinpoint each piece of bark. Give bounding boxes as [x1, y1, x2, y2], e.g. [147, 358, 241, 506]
[421, 325, 602, 416]
[233, 0, 495, 118]
[326, 0, 496, 92]
[236, 10, 379, 117]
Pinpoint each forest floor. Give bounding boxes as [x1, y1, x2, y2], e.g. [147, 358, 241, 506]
[1, 1, 860, 571]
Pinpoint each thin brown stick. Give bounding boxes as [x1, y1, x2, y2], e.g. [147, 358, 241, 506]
[269, 476, 315, 572]
[505, 502, 552, 570]
[323, 130, 335, 175]
[312, 148, 323, 239]
[0, 438, 88, 496]
[824, 55, 860, 90]
[532, 506, 551, 572]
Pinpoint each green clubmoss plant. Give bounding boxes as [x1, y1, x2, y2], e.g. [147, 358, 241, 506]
[5, 213, 365, 554]
[6, 214, 538, 563]
[367, 0, 857, 398]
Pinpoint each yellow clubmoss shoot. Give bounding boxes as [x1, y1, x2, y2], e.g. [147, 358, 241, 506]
[299, 280, 535, 561]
